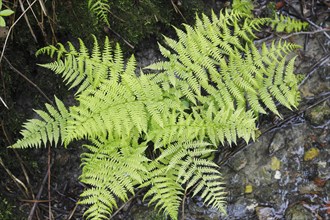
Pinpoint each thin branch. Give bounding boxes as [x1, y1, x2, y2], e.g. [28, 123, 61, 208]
[304, 18, 330, 40]
[171, 0, 187, 23]
[110, 189, 144, 219]
[285, 0, 330, 40]
[3, 55, 53, 104]
[18, 0, 38, 43]
[281, 28, 330, 40]
[104, 26, 134, 49]
[181, 188, 187, 220]
[0, 156, 29, 198]
[66, 200, 79, 220]
[299, 53, 330, 88]
[0, 0, 38, 64]
[0, 96, 9, 109]
[38, 0, 48, 16]
[28, 160, 54, 220]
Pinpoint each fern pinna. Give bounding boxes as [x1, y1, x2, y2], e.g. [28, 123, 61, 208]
[87, 0, 110, 26]
[10, 9, 302, 220]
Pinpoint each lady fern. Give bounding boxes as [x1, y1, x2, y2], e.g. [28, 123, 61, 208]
[80, 136, 149, 219]
[10, 8, 303, 220]
[270, 14, 308, 33]
[147, 10, 301, 118]
[87, 0, 110, 26]
[11, 96, 69, 148]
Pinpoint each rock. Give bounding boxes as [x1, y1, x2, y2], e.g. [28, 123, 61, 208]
[245, 184, 253, 194]
[225, 198, 258, 219]
[312, 177, 327, 187]
[227, 152, 248, 171]
[298, 181, 323, 194]
[303, 147, 320, 161]
[256, 206, 276, 220]
[0, 27, 9, 39]
[285, 203, 314, 220]
[299, 66, 330, 98]
[270, 156, 281, 171]
[274, 170, 281, 180]
[182, 197, 224, 220]
[305, 100, 330, 126]
[268, 132, 286, 154]
[317, 161, 329, 178]
[125, 206, 164, 220]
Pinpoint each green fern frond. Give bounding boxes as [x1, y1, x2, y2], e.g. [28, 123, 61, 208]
[270, 14, 308, 33]
[64, 62, 184, 143]
[88, 0, 110, 26]
[147, 9, 300, 116]
[232, 0, 254, 15]
[37, 36, 122, 95]
[80, 137, 149, 219]
[142, 162, 183, 220]
[148, 106, 256, 149]
[10, 96, 69, 148]
[143, 141, 226, 219]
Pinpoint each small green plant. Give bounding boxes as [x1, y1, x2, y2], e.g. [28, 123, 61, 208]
[0, 0, 14, 27]
[10, 7, 306, 220]
[0, 197, 14, 219]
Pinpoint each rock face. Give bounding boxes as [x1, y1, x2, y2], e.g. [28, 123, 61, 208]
[218, 122, 329, 220]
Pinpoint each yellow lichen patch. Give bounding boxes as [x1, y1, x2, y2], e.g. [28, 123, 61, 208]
[304, 147, 320, 161]
[271, 156, 281, 171]
[245, 184, 253, 194]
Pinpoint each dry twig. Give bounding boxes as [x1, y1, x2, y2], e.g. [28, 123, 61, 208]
[0, 0, 38, 64]
[3, 55, 53, 104]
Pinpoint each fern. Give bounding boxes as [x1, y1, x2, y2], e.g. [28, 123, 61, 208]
[147, 107, 256, 149]
[232, 0, 254, 14]
[10, 8, 303, 220]
[270, 14, 308, 33]
[80, 137, 149, 219]
[11, 96, 69, 148]
[232, 0, 308, 33]
[87, 0, 110, 26]
[142, 161, 183, 219]
[36, 36, 118, 95]
[147, 10, 301, 117]
[142, 141, 226, 218]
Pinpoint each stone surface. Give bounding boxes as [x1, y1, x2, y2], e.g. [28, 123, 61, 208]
[256, 206, 276, 220]
[268, 132, 286, 154]
[227, 152, 248, 171]
[284, 203, 314, 220]
[305, 100, 330, 126]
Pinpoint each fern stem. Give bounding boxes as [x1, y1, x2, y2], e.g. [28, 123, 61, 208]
[281, 28, 330, 40]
